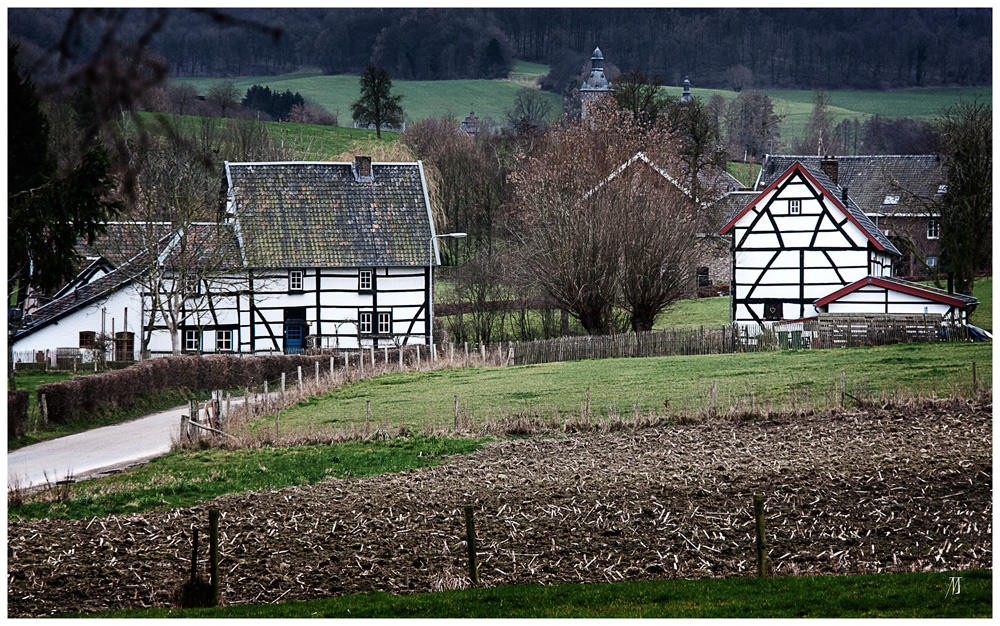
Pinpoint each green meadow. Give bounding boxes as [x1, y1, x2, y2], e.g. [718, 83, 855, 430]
[82, 570, 991, 618]
[174, 62, 988, 144]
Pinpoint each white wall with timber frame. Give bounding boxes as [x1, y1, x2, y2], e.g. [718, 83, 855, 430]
[243, 265, 429, 353]
[723, 164, 896, 328]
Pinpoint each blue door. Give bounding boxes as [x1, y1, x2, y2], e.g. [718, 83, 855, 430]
[285, 324, 304, 354]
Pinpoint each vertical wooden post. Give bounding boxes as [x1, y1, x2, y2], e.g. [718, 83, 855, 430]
[416, 345, 421, 367]
[315, 361, 320, 386]
[190, 527, 199, 584]
[454, 394, 459, 430]
[365, 400, 371, 431]
[841, 371, 846, 408]
[281, 372, 287, 405]
[399, 346, 404, 369]
[225, 393, 231, 428]
[449, 343, 454, 365]
[370, 346, 375, 368]
[274, 409, 279, 438]
[753, 494, 767, 578]
[330, 356, 335, 380]
[464, 505, 479, 586]
[264, 380, 269, 411]
[297, 366, 303, 393]
[209, 509, 220, 606]
[384, 346, 388, 364]
[180, 415, 189, 441]
[480, 343, 486, 364]
[344, 353, 349, 377]
[40, 393, 48, 426]
[464, 342, 469, 366]
[712, 380, 718, 415]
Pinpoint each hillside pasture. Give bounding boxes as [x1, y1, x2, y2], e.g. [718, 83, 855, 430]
[172, 67, 562, 129]
[261, 343, 989, 435]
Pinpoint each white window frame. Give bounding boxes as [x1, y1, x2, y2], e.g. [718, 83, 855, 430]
[289, 269, 304, 292]
[927, 256, 938, 268]
[359, 312, 373, 335]
[789, 199, 801, 215]
[927, 220, 940, 240]
[184, 329, 201, 352]
[377, 311, 391, 335]
[216, 329, 233, 351]
[359, 269, 373, 291]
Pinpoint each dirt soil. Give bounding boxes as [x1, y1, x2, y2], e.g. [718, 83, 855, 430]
[8, 399, 992, 617]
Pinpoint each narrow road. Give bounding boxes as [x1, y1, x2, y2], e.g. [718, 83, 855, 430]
[7, 403, 188, 491]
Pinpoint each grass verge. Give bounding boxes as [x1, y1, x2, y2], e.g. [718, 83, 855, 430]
[78, 570, 990, 618]
[263, 342, 990, 434]
[8, 435, 485, 520]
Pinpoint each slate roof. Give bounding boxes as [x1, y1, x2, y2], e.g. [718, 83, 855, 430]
[77, 222, 175, 266]
[756, 155, 946, 216]
[800, 164, 901, 256]
[713, 190, 759, 229]
[226, 161, 435, 268]
[15, 258, 147, 339]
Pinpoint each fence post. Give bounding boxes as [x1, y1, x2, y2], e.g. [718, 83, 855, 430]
[225, 393, 231, 429]
[464, 342, 469, 366]
[416, 345, 421, 367]
[450, 343, 454, 365]
[315, 361, 320, 386]
[753, 494, 767, 578]
[297, 366, 303, 393]
[180, 415, 189, 441]
[209, 508, 220, 606]
[841, 371, 846, 408]
[464, 505, 479, 586]
[330, 356, 335, 380]
[345, 353, 349, 377]
[399, 346, 404, 369]
[281, 372, 286, 405]
[370, 346, 375, 369]
[263, 380, 269, 412]
[40, 393, 48, 426]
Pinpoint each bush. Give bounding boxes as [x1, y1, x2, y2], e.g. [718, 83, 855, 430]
[8, 390, 29, 440]
[36, 354, 335, 424]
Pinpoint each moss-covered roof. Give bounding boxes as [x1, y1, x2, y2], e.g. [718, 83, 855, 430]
[226, 161, 434, 268]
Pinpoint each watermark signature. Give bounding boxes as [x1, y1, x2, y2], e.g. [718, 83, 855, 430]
[945, 576, 962, 597]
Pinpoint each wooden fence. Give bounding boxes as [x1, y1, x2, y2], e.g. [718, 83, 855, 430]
[512, 315, 979, 366]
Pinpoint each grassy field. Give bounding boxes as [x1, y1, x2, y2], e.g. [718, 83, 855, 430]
[81, 570, 991, 618]
[172, 62, 562, 130]
[258, 342, 989, 433]
[174, 64, 987, 143]
[9, 435, 484, 520]
[133, 111, 394, 161]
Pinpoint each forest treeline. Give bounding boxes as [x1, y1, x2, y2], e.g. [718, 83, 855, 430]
[10, 7, 990, 94]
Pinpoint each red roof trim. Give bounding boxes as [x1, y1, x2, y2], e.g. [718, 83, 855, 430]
[718, 161, 886, 252]
[815, 276, 970, 308]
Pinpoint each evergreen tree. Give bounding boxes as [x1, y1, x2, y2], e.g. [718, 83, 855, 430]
[351, 65, 404, 139]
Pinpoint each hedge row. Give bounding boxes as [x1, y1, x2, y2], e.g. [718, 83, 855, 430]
[9, 390, 29, 440]
[36, 354, 336, 425]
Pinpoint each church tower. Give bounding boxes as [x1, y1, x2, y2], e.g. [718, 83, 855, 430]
[580, 46, 612, 120]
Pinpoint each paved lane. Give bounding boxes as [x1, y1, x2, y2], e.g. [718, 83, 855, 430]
[7, 404, 186, 490]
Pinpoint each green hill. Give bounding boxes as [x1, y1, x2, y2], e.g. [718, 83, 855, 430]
[173, 63, 988, 144]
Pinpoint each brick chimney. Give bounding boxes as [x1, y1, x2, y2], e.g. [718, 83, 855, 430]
[820, 156, 839, 186]
[352, 156, 373, 182]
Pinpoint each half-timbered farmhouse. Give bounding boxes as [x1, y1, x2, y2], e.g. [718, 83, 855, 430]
[12, 157, 439, 363]
[720, 161, 977, 330]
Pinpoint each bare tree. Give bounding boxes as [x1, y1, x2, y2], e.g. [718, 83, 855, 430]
[612, 69, 670, 126]
[509, 104, 700, 334]
[722, 90, 782, 161]
[724, 64, 754, 92]
[206, 80, 241, 118]
[167, 83, 199, 115]
[505, 87, 552, 130]
[934, 98, 991, 296]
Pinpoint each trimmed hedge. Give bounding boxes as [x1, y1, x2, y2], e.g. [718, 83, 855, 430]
[9, 390, 29, 440]
[35, 354, 336, 425]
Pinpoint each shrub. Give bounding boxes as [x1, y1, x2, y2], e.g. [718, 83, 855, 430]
[8, 390, 29, 439]
[36, 354, 336, 424]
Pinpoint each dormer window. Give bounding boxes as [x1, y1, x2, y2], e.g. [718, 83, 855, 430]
[883, 194, 900, 205]
[789, 199, 801, 215]
[937, 184, 948, 195]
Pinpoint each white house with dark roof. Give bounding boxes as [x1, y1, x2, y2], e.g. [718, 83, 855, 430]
[720, 160, 977, 330]
[12, 157, 439, 362]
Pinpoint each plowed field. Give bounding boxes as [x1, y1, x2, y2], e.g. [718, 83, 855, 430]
[8, 399, 991, 617]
